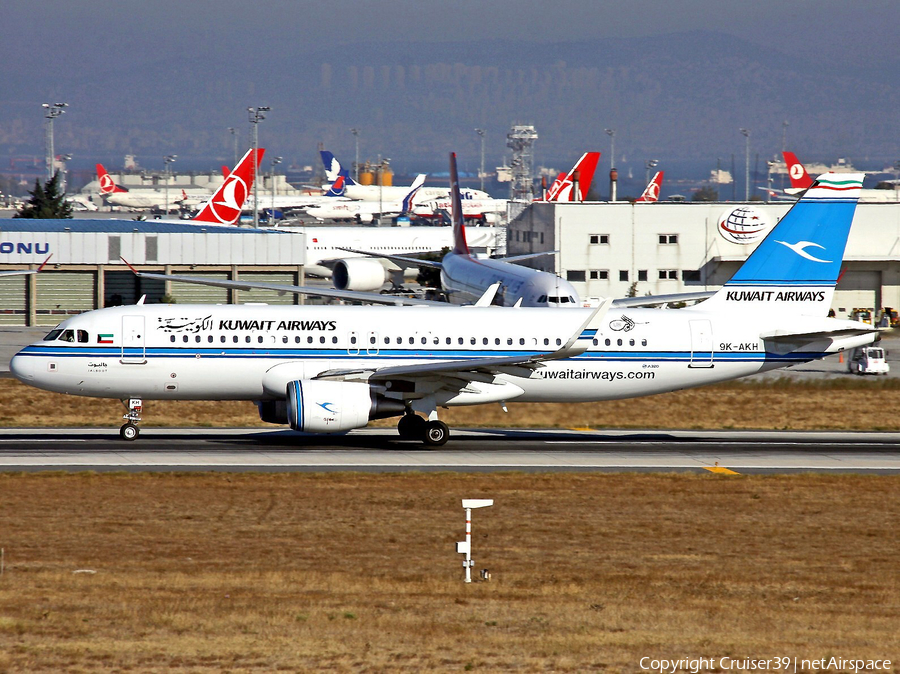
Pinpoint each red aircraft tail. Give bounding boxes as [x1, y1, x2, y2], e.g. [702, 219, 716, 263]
[193, 148, 265, 225]
[96, 164, 128, 195]
[636, 170, 664, 202]
[783, 151, 814, 191]
[546, 152, 600, 202]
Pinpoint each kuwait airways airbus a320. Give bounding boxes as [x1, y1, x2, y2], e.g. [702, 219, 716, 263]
[10, 162, 878, 445]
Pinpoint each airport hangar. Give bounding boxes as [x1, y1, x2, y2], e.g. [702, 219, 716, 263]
[508, 200, 900, 318]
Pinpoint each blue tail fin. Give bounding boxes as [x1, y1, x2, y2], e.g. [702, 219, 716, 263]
[704, 172, 863, 315]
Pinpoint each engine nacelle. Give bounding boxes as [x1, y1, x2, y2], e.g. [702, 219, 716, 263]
[332, 258, 389, 291]
[285, 380, 405, 433]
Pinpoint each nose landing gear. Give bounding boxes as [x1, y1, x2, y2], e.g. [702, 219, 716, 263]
[120, 397, 143, 441]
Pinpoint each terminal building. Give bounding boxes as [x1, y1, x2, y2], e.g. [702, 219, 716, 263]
[1, 201, 898, 326]
[508, 201, 900, 318]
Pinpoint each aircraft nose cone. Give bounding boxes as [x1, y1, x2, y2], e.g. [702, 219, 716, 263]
[9, 353, 34, 382]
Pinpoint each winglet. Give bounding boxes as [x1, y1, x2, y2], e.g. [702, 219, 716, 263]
[474, 282, 502, 307]
[35, 254, 53, 272]
[120, 256, 139, 275]
[557, 297, 613, 357]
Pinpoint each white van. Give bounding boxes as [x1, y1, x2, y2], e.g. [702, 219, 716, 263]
[847, 346, 890, 375]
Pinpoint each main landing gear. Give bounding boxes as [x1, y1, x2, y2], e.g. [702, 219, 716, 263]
[397, 412, 449, 447]
[120, 397, 142, 441]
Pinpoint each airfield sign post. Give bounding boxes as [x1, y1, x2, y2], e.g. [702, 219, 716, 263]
[457, 499, 493, 583]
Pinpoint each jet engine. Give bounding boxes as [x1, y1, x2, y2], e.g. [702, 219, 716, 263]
[284, 380, 405, 433]
[332, 258, 389, 291]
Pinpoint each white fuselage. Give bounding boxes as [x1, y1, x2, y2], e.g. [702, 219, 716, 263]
[341, 185, 489, 202]
[441, 253, 581, 308]
[105, 188, 211, 210]
[10, 303, 874, 405]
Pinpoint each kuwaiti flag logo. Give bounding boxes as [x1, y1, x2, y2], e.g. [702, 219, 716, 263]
[98, 333, 114, 344]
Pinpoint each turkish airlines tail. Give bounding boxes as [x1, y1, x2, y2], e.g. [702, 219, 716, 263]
[95, 164, 128, 195]
[636, 171, 664, 202]
[193, 148, 265, 225]
[783, 151, 814, 191]
[545, 152, 601, 202]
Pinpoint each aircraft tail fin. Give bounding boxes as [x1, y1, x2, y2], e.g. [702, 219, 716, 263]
[783, 151, 814, 191]
[636, 171, 664, 202]
[702, 172, 864, 315]
[319, 150, 356, 184]
[221, 165, 230, 179]
[449, 153, 469, 255]
[193, 148, 264, 225]
[96, 164, 128, 195]
[324, 172, 348, 197]
[546, 152, 601, 202]
[401, 174, 427, 214]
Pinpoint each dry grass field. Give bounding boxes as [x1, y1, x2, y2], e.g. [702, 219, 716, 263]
[0, 472, 898, 672]
[2, 376, 900, 431]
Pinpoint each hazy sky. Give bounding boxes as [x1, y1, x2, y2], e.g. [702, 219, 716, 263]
[5, 0, 898, 69]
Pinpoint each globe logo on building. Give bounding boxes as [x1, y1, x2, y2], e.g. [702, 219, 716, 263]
[717, 206, 771, 244]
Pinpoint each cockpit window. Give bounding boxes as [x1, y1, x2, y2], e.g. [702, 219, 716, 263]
[43, 329, 62, 341]
[77, 330, 89, 343]
[59, 330, 75, 343]
[537, 295, 547, 303]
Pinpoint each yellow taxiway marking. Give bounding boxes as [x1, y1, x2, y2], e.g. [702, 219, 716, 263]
[704, 466, 740, 475]
[572, 427, 594, 432]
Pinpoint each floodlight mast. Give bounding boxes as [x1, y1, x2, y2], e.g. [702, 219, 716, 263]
[458, 499, 493, 583]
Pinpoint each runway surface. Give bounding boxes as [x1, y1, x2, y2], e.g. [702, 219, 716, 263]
[1, 427, 899, 474]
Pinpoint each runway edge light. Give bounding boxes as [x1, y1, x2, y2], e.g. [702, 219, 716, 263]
[458, 498, 493, 583]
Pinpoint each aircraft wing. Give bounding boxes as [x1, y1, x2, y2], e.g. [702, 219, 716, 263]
[335, 246, 444, 269]
[760, 326, 879, 342]
[0, 255, 52, 277]
[493, 251, 557, 263]
[611, 291, 715, 308]
[121, 261, 445, 307]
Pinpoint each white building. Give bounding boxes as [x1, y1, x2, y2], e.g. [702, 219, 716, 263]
[508, 201, 900, 318]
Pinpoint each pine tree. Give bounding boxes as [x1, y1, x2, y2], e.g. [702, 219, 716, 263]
[14, 171, 73, 219]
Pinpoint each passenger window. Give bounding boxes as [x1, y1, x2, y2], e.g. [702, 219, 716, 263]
[320, 336, 326, 344]
[507, 338, 513, 345]
[519, 338, 525, 345]
[384, 337, 390, 344]
[421, 337, 427, 345]
[543, 338, 549, 346]
[409, 337, 414, 345]
[482, 338, 488, 345]
[196, 336, 202, 343]
[592, 339, 598, 346]
[642, 339, 647, 346]
[350, 336, 357, 345]
[446, 337, 452, 345]
[233, 336, 239, 343]
[332, 336, 338, 344]
[617, 338, 623, 346]
[471, 337, 476, 345]
[258, 336, 264, 344]
[183, 335, 189, 343]
[246, 336, 252, 343]
[458, 337, 464, 345]
[294, 336, 300, 344]
[170, 335, 176, 343]
[556, 338, 562, 346]
[605, 338, 611, 346]
[629, 339, 635, 346]
[370, 336, 377, 344]
[281, 336, 287, 344]
[307, 336, 313, 344]
[494, 338, 500, 345]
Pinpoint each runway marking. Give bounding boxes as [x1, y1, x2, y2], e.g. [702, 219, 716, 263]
[703, 466, 740, 475]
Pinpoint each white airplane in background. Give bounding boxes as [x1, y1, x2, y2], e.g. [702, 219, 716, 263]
[97, 164, 214, 212]
[10, 160, 876, 445]
[782, 151, 900, 202]
[319, 151, 490, 202]
[268, 222, 499, 291]
[305, 174, 427, 223]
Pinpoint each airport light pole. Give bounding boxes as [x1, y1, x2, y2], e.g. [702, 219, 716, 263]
[350, 128, 360, 181]
[42, 102, 68, 182]
[248, 106, 270, 228]
[270, 156, 282, 223]
[645, 158, 659, 186]
[163, 154, 177, 215]
[740, 128, 751, 200]
[227, 127, 238, 167]
[604, 128, 615, 172]
[475, 128, 486, 192]
[59, 154, 72, 194]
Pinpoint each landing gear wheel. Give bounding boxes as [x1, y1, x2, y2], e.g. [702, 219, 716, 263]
[120, 423, 139, 441]
[423, 420, 450, 447]
[398, 414, 427, 440]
